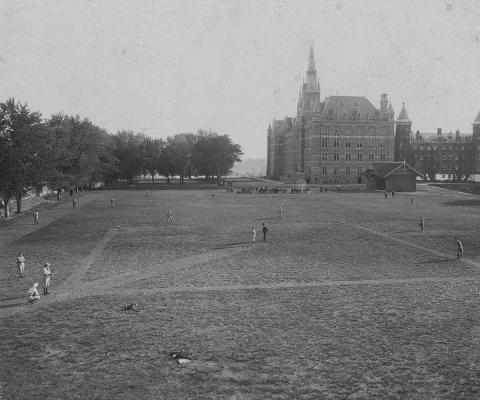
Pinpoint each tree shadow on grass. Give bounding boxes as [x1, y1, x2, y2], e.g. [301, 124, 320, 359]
[255, 217, 277, 221]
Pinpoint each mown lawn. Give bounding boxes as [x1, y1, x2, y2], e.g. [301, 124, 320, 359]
[1, 186, 480, 399]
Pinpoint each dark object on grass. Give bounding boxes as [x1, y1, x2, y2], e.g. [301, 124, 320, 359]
[122, 303, 138, 312]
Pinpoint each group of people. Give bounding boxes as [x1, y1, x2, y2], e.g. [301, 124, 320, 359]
[235, 186, 311, 194]
[250, 222, 269, 246]
[384, 191, 395, 199]
[418, 215, 464, 259]
[16, 253, 54, 303]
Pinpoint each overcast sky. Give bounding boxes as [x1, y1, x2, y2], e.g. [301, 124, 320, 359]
[1, 0, 480, 159]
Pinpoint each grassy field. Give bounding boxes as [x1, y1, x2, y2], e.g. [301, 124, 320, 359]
[1, 185, 480, 399]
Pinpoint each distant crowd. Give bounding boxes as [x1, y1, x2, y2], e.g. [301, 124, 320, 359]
[233, 186, 312, 194]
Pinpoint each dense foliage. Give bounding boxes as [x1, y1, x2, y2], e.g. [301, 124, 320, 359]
[0, 98, 243, 216]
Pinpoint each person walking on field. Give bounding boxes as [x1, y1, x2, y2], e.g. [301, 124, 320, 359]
[17, 252, 25, 279]
[251, 227, 256, 247]
[419, 216, 425, 231]
[72, 198, 77, 208]
[110, 198, 115, 208]
[455, 237, 464, 259]
[28, 283, 40, 303]
[43, 263, 53, 295]
[262, 223, 268, 242]
[33, 209, 39, 225]
[278, 206, 284, 218]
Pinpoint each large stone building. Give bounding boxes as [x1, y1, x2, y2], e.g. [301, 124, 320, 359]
[267, 46, 397, 184]
[267, 46, 480, 184]
[395, 106, 480, 181]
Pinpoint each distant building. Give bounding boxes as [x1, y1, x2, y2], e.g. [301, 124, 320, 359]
[267, 45, 396, 184]
[394, 107, 480, 182]
[267, 45, 480, 184]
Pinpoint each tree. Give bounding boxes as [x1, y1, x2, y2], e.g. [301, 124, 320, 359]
[191, 131, 243, 183]
[0, 98, 43, 216]
[162, 134, 196, 184]
[113, 131, 144, 184]
[140, 137, 165, 184]
[45, 114, 117, 195]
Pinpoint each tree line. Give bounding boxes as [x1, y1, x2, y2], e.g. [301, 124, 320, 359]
[0, 98, 243, 217]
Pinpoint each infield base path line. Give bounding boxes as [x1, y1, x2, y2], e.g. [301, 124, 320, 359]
[349, 223, 480, 269]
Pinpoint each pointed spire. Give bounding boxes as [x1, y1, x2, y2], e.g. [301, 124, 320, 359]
[388, 102, 394, 114]
[397, 102, 411, 123]
[305, 44, 320, 93]
[473, 109, 480, 125]
[308, 43, 316, 72]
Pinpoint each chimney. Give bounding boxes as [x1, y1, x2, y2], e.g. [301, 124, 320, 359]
[437, 128, 442, 136]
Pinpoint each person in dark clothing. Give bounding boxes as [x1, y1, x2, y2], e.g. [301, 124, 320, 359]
[262, 223, 268, 242]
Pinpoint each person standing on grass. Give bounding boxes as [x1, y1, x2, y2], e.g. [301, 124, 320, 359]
[392, 191, 395, 198]
[384, 191, 388, 199]
[33, 209, 39, 224]
[455, 237, 464, 259]
[262, 223, 268, 242]
[278, 206, 284, 218]
[251, 227, 256, 247]
[43, 263, 53, 295]
[17, 252, 25, 279]
[72, 198, 77, 208]
[419, 216, 425, 231]
[110, 198, 115, 208]
[410, 198, 413, 206]
[166, 208, 174, 224]
[28, 283, 40, 303]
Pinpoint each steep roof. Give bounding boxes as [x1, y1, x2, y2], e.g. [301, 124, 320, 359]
[397, 103, 411, 123]
[388, 102, 394, 114]
[473, 110, 480, 125]
[318, 96, 377, 120]
[366, 162, 423, 178]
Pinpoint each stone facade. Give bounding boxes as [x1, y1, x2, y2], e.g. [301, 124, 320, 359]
[267, 46, 396, 184]
[266, 46, 480, 183]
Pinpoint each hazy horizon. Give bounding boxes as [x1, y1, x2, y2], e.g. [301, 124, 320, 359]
[1, 0, 479, 159]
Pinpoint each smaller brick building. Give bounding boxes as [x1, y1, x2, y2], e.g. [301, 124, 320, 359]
[365, 162, 422, 192]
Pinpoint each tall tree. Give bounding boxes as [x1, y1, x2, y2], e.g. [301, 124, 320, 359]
[162, 134, 196, 184]
[113, 131, 144, 184]
[141, 136, 165, 184]
[191, 131, 243, 183]
[0, 98, 43, 216]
